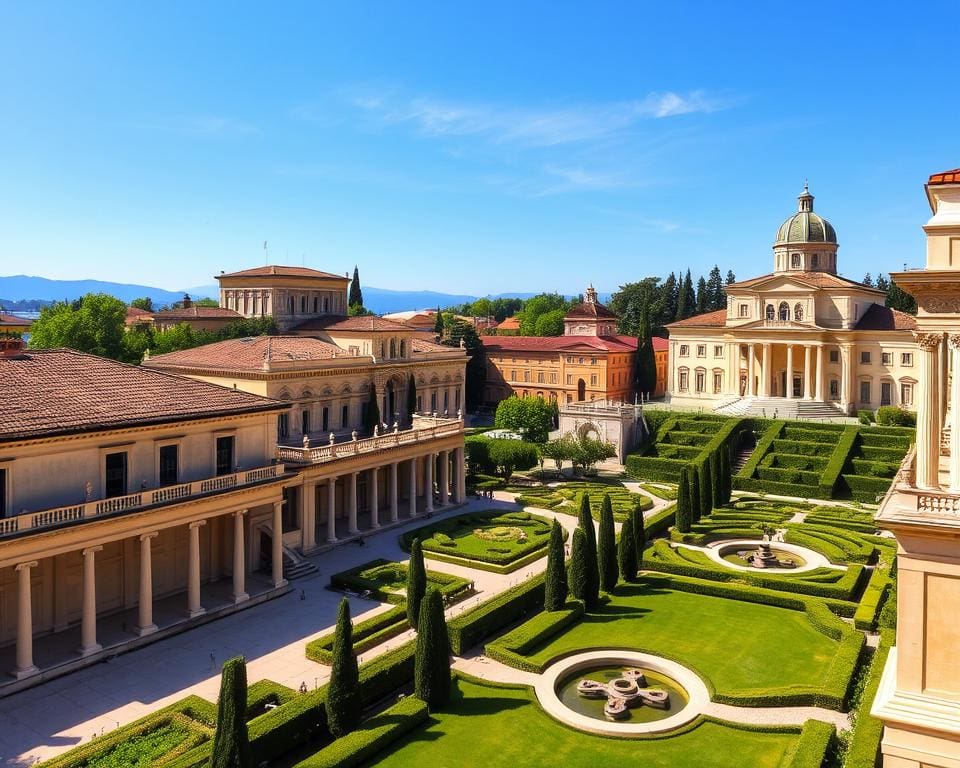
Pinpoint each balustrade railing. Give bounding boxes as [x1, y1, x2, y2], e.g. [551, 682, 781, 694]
[0, 463, 283, 539]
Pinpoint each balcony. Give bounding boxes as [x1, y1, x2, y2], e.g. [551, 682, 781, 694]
[276, 415, 464, 465]
[0, 464, 286, 539]
[877, 446, 960, 521]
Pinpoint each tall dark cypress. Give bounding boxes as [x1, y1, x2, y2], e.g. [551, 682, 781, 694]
[349, 265, 363, 308]
[631, 502, 647, 569]
[406, 539, 427, 628]
[617, 515, 638, 583]
[406, 373, 418, 420]
[326, 598, 361, 738]
[544, 519, 568, 611]
[598, 494, 618, 592]
[676, 468, 692, 533]
[568, 527, 588, 603]
[699, 460, 712, 519]
[209, 656, 252, 768]
[709, 451, 722, 512]
[577, 493, 600, 607]
[414, 588, 451, 709]
[689, 466, 701, 524]
[634, 304, 657, 398]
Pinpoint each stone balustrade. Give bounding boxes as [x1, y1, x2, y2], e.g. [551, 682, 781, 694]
[0, 463, 284, 539]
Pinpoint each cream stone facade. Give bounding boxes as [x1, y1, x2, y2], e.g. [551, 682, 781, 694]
[873, 168, 960, 768]
[666, 185, 918, 416]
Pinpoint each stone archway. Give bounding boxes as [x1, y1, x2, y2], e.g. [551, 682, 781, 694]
[577, 379, 586, 401]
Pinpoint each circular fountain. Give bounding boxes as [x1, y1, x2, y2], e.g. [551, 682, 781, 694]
[703, 538, 837, 573]
[535, 651, 709, 736]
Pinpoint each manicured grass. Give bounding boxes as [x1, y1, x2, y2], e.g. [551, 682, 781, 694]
[520, 584, 840, 699]
[82, 721, 193, 768]
[512, 481, 653, 521]
[369, 677, 801, 768]
[639, 482, 678, 500]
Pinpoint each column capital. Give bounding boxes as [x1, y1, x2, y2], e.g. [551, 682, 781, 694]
[139, 531, 159, 542]
[948, 334, 960, 350]
[233, 509, 248, 518]
[15, 561, 38, 572]
[82, 545, 104, 556]
[188, 519, 207, 530]
[914, 331, 943, 350]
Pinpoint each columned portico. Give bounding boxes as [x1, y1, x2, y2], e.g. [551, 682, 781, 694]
[785, 344, 794, 398]
[439, 450, 449, 506]
[915, 332, 943, 489]
[747, 343, 756, 396]
[187, 519, 206, 617]
[13, 561, 39, 679]
[271, 502, 287, 588]
[79, 546, 103, 656]
[347, 472, 359, 534]
[136, 532, 159, 636]
[760, 343, 771, 397]
[424, 454, 434, 514]
[326, 478, 338, 543]
[302, 480, 317, 551]
[369, 467, 380, 529]
[408, 457, 418, 517]
[950, 335, 960, 492]
[390, 462, 399, 522]
[232, 510, 249, 604]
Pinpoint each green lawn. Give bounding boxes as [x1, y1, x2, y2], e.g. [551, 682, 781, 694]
[521, 584, 839, 698]
[368, 677, 800, 768]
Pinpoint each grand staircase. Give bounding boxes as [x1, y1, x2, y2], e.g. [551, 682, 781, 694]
[714, 397, 847, 420]
[282, 545, 319, 580]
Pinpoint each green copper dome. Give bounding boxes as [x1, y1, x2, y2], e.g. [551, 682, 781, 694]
[775, 183, 837, 244]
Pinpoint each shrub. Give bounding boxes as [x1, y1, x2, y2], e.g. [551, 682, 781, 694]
[598, 495, 618, 592]
[569, 527, 588, 604]
[210, 656, 252, 768]
[544, 519, 568, 611]
[845, 630, 895, 768]
[415, 589, 451, 709]
[676, 468, 692, 533]
[630, 502, 646, 569]
[818, 426, 859, 498]
[306, 605, 409, 665]
[485, 605, 585, 673]
[858, 409, 874, 425]
[780, 720, 834, 768]
[486, 438, 540, 480]
[446, 573, 546, 655]
[688, 466, 701, 524]
[854, 567, 891, 631]
[326, 599, 361, 739]
[875, 405, 916, 427]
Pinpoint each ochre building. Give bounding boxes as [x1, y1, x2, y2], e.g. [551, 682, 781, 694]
[666, 185, 918, 416]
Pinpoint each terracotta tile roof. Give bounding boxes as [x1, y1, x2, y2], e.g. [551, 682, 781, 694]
[411, 338, 452, 353]
[728, 271, 882, 292]
[217, 265, 349, 281]
[153, 307, 243, 321]
[482, 335, 638, 353]
[291, 315, 412, 333]
[125, 306, 152, 319]
[0, 313, 30, 326]
[652, 336, 669, 351]
[145, 336, 347, 372]
[564, 301, 617, 320]
[496, 316, 521, 330]
[0, 349, 286, 442]
[928, 169, 960, 185]
[854, 304, 917, 331]
[666, 309, 728, 328]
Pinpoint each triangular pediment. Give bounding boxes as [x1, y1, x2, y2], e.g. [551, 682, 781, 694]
[736, 274, 821, 293]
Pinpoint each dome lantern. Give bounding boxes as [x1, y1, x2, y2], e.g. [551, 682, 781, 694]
[772, 182, 839, 274]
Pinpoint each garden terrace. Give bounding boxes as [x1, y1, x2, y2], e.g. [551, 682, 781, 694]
[399, 509, 556, 573]
[328, 558, 473, 604]
[510, 480, 653, 521]
[835, 425, 915, 503]
[626, 414, 746, 483]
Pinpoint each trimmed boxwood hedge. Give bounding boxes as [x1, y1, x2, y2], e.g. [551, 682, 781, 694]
[330, 559, 472, 605]
[779, 719, 835, 768]
[624, 454, 688, 482]
[845, 629, 895, 768]
[306, 605, 409, 665]
[291, 696, 429, 768]
[447, 572, 547, 655]
[853, 567, 891, 631]
[484, 603, 585, 672]
[771, 439, 836, 457]
[738, 421, 785, 479]
[817, 425, 858, 498]
[838, 473, 894, 503]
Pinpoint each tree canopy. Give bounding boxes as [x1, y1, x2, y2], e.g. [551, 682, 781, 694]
[494, 395, 554, 443]
[348, 265, 364, 308]
[29, 293, 128, 361]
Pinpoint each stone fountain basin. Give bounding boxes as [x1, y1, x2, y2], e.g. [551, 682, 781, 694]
[705, 539, 841, 573]
[535, 651, 710, 737]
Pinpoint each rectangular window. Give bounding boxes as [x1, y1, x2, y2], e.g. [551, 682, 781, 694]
[881, 381, 892, 406]
[215, 436, 234, 476]
[537, 371, 544, 383]
[860, 381, 871, 403]
[566, 374, 572, 385]
[104, 451, 128, 497]
[301, 409, 311, 435]
[277, 413, 289, 440]
[341, 405, 349, 427]
[416, 396, 422, 412]
[829, 350, 839, 363]
[860, 351, 871, 364]
[0, 468, 7, 517]
[590, 357, 597, 365]
[679, 345, 689, 357]
[322, 406, 329, 432]
[830, 380, 840, 399]
[678, 370, 689, 392]
[695, 370, 706, 392]
[901, 353, 913, 366]
[510, 370, 516, 382]
[881, 352, 892, 366]
[159, 445, 178, 487]
[578, 357, 584, 364]
[590, 374, 598, 386]
[431, 392, 437, 411]
[739, 304, 749, 317]
[714, 345, 723, 357]
[523, 370, 530, 382]
[901, 382, 913, 405]
[282, 486, 299, 533]
[713, 372, 722, 393]
[550, 372, 557, 384]
[696, 345, 706, 358]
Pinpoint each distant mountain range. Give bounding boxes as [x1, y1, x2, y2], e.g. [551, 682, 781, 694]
[0, 274, 555, 315]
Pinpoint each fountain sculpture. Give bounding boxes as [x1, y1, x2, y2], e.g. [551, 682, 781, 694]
[576, 667, 671, 720]
[747, 540, 796, 569]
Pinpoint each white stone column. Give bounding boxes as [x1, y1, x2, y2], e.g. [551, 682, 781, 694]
[816, 346, 825, 401]
[785, 344, 794, 398]
[409, 457, 418, 517]
[272, 502, 287, 588]
[390, 462, 399, 522]
[802, 345, 812, 399]
[137, 532, 158, 636]
[439, 450, 449, 506]
[425, 454, 434, 514]
[950, 336, 960, 491]
[840, 345, 851, 413]
[302, 481, 317, 551]
[369, 467, 380, 529]
[347, 472, 358, 534]
[760, 343, 771, 397]
[79, 546, 103, 656]
[916, 332, 942, 490]
[14, 561, 39, 678]
[747, 343, 756, 397]
[326, 478, 338, 543]
[455, 447, 466, 502]
[187, 520, 207, 617]
[232, 510, 249, 604]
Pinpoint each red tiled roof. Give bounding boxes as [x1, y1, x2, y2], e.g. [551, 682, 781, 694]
[411, 338, 454, 353]
[145, 336, 346, 372]
[217, 265, 349, 281]
[1, 349, 286, 442]
[564, 301, 617, 320]
[482, 335, 638, 353]
[853, 304, 917, 332]
[0, 313, 30, 326]
[928, 169, 960, 185]
[496, 316, 521, 330]
[728, 271, 882, 293]
[153, 307, 243, 321]
[666, 309, 728, 328]
[652, 336, 669, 351]
[291, 315, 411, 333]
[126, 306, 152, 319]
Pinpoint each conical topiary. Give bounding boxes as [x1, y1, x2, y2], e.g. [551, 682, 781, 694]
[568, 527, 588, 603]
[598, 494, 618, 592]
[676, 468, 692, 533]
[326, 598, 361, 738]
[617, 515, 638, 583]
[209, 656, 252, 768]
[630, 501, 647, 570]
[414, 588, 451, 709]
[577, 493, 600, 607]
[544, 519, 568, 611]
[406, 538, 427, 628]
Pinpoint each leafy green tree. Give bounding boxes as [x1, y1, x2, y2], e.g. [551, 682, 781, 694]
[862, 273, 874, 288]
[348, 302, 374, 317]
[540, 434, 576, 474]
[209, 656, 252, 768]
[518, 293, 570, 336]
[326, 598, 361, 738]
[130, 297, 154, 311]
[689, 465, 702, 524]
[886, 277, 917, 314]
[570, 433, 616, 473]
[598, 494, 618, 592]
[494, 395, 554, 443]
[676, 469, 692, 533]
[29, 293, 128, 360]
[406, 539, 427, 628]
[630, 502, 646, 569]
[875, 274, 890, 293]
[609, 277, 663, 337]
[568, 527, 589, 604]
[414, 588, 451, 709]
[406, 374, 418, 420]
[349, 265, 363, 309]
[443, 319, 484, 410]
[544, 520, 568, 611]
[533, 308, 565, 337]
[122, 324, 154, 362]
[577, 493, 600, 608]
[486, 439, 539, 481]
[618, 515, 638, 583]
[363, 387, 381, 432]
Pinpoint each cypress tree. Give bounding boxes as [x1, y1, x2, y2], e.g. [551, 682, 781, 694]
[434, 307, 444, 337]
[414, 588, 451, 709]
[568, 527, 588, 603]
[544, 519, 568, 611]
[209, 656, 252, 768]
[676, 468, 692, 533]
[721, 449, 732, 505]
[577, 493, 600, 608]
[406, 539, 427, 628]
[632, 502, 647, 570]
[699, 461, 712, 519]
[349, 265, 363, 308]
[617, 515, 638, 583]
[363, 387, 381, 432]
[634, 305, 657, 398]
[710, 451, 722, 511]
[598, 494, 617, 592]
[406, 374, 418, 420]
[689, 467, 701, 524]
[326, 598, 361, 738]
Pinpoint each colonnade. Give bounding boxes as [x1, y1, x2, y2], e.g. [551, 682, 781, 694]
[742, 341, 838, 402]
[913, 332, 960, 491]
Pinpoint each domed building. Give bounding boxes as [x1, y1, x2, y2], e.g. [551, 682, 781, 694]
[665, 184, 918, 416]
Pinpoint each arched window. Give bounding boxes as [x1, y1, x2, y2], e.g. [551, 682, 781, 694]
[288, 296, 294, 314]
[778, 301, 790, 321]
[389, 339, 396, 358]
[765, 304, 775, 321]
[399, 340, 406, 357]
[791, 253, 801, 269]
[794, 303, 803, 321]
[323, 297, 329, 312]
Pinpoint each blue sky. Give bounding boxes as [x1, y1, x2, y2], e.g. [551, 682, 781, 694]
[1, 2, 958, 297]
